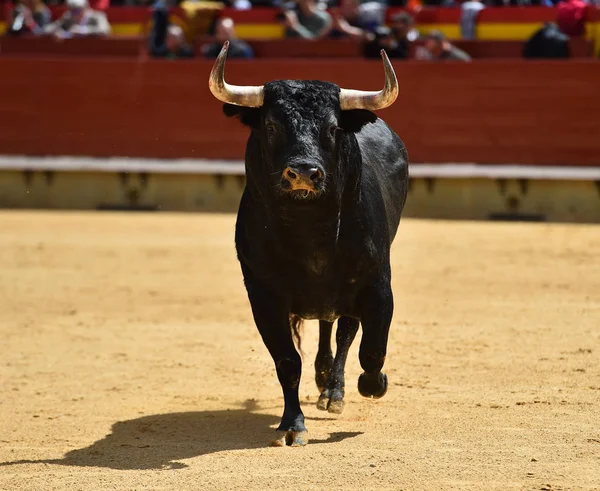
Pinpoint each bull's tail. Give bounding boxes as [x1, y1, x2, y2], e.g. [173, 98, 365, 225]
[289, 315, 304, 358]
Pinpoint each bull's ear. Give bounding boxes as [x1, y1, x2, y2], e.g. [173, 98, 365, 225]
[339, 109, 377, 133]
[223, 104, 261, 128]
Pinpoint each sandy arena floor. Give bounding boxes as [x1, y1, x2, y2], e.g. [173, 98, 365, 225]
[0, 211, 598, 490]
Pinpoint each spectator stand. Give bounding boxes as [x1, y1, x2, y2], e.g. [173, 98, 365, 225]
[0, 4, 190, 37]
[1, 5, 599, 42]
[0, 5, 598, 56]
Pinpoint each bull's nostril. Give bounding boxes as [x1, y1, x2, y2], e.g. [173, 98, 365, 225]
[310, 169, 323, 183]
[285, 168, 298, 181]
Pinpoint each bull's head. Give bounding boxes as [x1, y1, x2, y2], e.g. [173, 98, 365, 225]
[209, 41, 398, 200]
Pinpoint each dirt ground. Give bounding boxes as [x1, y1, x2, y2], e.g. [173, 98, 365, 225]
[0, 211, 598, 491]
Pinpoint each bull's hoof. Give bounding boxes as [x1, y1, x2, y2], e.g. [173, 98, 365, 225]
[316, 388, 345, 414]
[358, 372, 388, 399]
[271, 430, 309, 447]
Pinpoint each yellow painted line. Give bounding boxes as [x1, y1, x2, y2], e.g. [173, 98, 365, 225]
[236, 24, 285, 40]
[417, 23, 461, 40]
[587, 21, 600, 56]
[477, 23, 544, 40]
[111, 23, 144, 36]
[227, 21, 462, 41]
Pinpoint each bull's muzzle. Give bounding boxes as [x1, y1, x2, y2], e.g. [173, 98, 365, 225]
[281, 164, 324, 193]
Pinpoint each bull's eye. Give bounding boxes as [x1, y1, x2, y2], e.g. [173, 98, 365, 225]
[322, 124, 339, 150]
[266, 122, 277, 136]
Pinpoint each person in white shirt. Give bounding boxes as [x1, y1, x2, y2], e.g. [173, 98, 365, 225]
[44, 0, 111, 39]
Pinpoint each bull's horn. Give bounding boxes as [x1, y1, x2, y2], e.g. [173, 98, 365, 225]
[209, 41, 264, 107]
[339, 50, 398, 111]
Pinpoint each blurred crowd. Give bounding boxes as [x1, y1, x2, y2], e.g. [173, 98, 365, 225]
[5, 0, 598, 60]
[8, 0, 111, 38]
[18, 0, 600, 6]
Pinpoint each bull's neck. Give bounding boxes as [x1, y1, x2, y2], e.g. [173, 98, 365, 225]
[274, 198, 342, 249]
[282, 200, 340, 233]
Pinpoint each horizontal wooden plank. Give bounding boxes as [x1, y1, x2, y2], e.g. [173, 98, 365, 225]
[2, 156, 599, 180]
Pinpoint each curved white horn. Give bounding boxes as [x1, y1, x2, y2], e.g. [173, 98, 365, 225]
[339, 50, 398, 111]
[209, 41, 264, 107]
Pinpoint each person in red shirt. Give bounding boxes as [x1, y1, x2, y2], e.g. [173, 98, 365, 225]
[556, 0, 589, 37]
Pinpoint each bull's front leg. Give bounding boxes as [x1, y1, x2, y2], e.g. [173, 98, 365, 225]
[317, 316, 359, 414]
[357, 272, 393, 399]
[242, 267, 307, 447]
[315, 320, 334, 392]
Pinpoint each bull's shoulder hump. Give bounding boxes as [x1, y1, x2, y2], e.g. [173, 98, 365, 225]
[356, 118, 407, 166]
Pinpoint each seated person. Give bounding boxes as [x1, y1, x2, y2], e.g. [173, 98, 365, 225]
[281, 0, 332, 40]
[331, 0, 385, 40]
[148, 0, 193, 59]
[7, 0, 51, 36]
[390, 12, 419, 43]
[201, 17, 255, 59]
[364, 13, 417, 59]
[44, 0, 111, 38]
[523, 23, 570, 59]
[363, 26, 404, 59]
[417, 30, 471, 61]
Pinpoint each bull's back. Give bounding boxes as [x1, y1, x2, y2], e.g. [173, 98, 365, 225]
[356, 118, 409, 243]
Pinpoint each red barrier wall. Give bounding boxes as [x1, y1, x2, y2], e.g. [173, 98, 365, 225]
[1, 57, 599, 165]
[0, 36, 142, 57]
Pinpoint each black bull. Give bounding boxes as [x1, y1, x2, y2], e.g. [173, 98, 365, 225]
[210, 44, 409, 446]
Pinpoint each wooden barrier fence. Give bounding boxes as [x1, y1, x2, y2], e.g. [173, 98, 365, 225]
[0, 57, 599, 166]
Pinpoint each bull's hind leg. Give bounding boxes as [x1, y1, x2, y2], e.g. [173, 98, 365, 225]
[315, 321, 334, 392]
[357, 276, 393, 399]
[317, 317, 359, 414]
[242, 266, 307, 447]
